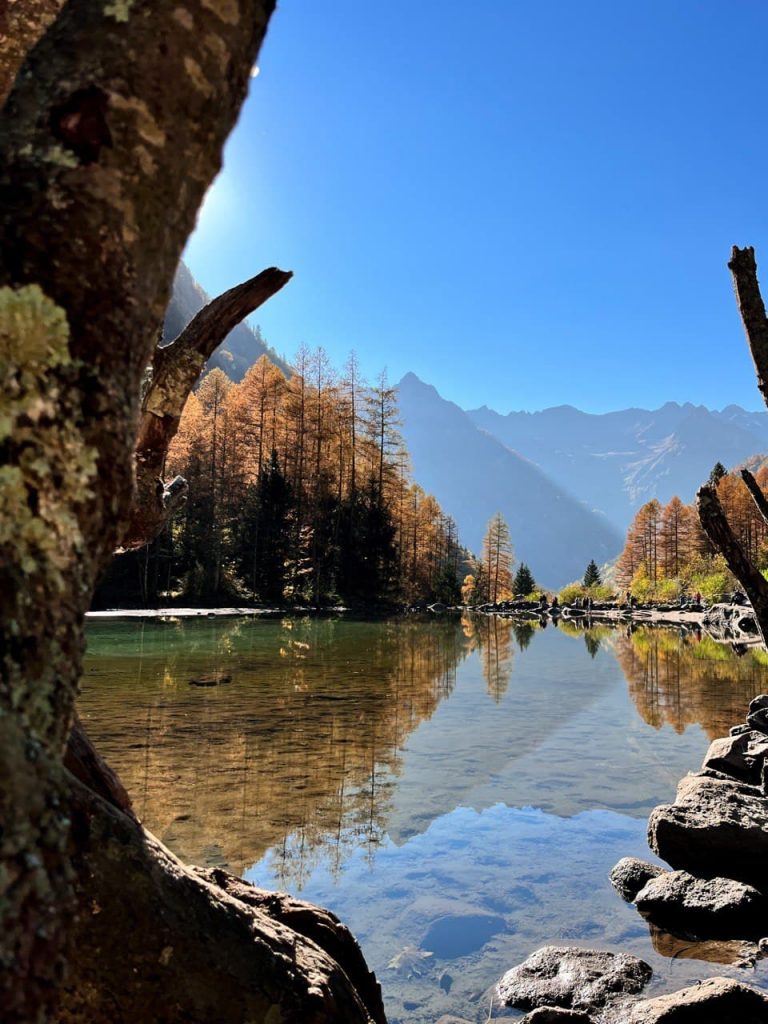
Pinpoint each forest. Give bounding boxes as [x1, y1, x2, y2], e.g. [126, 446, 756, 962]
[95, 352, 464, 608]
[613, 462, 768, 602]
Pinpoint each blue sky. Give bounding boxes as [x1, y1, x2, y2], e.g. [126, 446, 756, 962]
[184, 0, 768, 414]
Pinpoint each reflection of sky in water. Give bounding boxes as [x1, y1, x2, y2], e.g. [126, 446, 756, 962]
[247, 803, 768, 1022]
[81, 617, 768, 1024]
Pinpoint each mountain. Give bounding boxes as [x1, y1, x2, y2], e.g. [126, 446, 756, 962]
[468, 401, 768, 531]
[163, 261, 291, 380]
[397, 373, 623, 588]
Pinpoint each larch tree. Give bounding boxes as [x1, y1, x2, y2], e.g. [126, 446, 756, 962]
[482, 512, 514, 603]
[0, 4, 383, 1023]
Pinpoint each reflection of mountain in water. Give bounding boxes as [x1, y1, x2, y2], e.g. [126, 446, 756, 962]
[613, 627, 768, 740]
[80, 617, 468, 882]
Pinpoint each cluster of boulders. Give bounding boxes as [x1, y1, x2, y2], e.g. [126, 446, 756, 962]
[488, 695, 768, 1022]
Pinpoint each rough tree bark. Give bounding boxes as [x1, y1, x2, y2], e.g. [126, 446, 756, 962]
[696, 247, 768, 645]
[0, 3, 381, 1022]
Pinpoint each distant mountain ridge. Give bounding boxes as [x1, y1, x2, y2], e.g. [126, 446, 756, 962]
[164, 261, 291, 380]
[397, 373, 768, 589]
[397, 373, 623, 588]
[467, 400, 768, 531]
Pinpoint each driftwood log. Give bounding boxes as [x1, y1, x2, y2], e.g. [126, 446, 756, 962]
[0, 2, 381, 1022]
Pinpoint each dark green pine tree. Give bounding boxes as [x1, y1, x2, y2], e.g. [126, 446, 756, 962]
[709, 461, 728, 486]
[513, 562, 536, 597]
[583, 559, 602, 587]
[233, 449, 293, 603]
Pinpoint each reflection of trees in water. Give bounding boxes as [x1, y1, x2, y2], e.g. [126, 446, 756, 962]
[460, 613, 542, 699]
[613, 627, 768, 739]
[80, 617, 470, 884]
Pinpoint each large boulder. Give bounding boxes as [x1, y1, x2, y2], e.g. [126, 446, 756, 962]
[609, 857, 665, 903]
[496, 946, 651, 1014]
[701, 730, 768, 787]
[628, 976, 768, 1022]
[648, 773, 768, 890]
[634, 869, 767, 938]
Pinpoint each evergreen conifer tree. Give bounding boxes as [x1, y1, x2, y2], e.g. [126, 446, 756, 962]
[583, 559, 602, 587]
[513, 562, 536, 596]
[709, 461, 728, 486]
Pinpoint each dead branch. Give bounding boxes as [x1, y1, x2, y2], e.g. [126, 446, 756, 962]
[728, 246, 768, 406]
[696, 484, 768, 645]
[119, 267, 292, 550]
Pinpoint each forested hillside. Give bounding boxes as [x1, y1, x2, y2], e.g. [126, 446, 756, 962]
[95, 353, 463, 608]
[614, 464, 768, 602]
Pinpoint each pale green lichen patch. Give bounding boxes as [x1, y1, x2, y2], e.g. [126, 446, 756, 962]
[104, 0, 134, 22]
[0, 285, 97, 587]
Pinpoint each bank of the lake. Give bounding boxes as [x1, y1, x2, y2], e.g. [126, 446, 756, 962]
[79, 616, 768, 1023]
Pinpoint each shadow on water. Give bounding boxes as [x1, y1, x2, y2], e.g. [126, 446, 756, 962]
[80, 614, 768, 1023]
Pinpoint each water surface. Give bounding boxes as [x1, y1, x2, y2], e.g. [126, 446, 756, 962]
[80, 615, 768, 1022]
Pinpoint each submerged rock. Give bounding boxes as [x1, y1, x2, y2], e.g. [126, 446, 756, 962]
[520, 1009, 594, 1023]
[648, 772, 768, 890]
[189, 671, 231, 687]
[420, 911, 506, 958]
[634, 869, 767, 938]
[609, 857, 665, 902]
[628, 976, 768, 1022]
[496, 946, 651, 1013]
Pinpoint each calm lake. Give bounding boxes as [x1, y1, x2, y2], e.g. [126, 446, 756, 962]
[80, 614, 768, 1022]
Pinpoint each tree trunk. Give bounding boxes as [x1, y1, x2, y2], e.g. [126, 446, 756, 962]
[696, 484, 768, 645]
[0, 3, 382, 1020]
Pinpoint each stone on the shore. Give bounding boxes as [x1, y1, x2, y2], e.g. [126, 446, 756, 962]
[628, 976, 768, 1022]
[634, 869, 767, 937]
[701, 730, 768, 786]
[609, 857, 665, 902]
[496, 946, 651, 1013]
[520, 1008, 594, 1023]
[648, 772, 768, 890]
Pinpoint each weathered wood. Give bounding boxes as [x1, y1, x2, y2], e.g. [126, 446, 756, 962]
[728, 246, 768, 406]
[740, 468, 768, 530]
[120, 267, 292, 550]
[696, 484, 768, 646]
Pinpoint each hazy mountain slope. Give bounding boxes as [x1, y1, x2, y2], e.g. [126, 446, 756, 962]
[398, 374, 623, 588]
[164, 261, 291, 380]
[469, 402, 768, 531]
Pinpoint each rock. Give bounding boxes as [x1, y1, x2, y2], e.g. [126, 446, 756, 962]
[749, 694, 768, 714]
[520, 1009, 594, 1023]
[760, 936, 768, 956]
[421, 911, 506, 958]
[609, 857, 665, 902]
[497, 946, 651, 1013]
[731, 723, 751, 736]
[628, 976, 768, 1022]
[521, 1009, 594, 1023]
[701, 730, 768, 786]
[634, 869, 767, 938]
[747, 706, 768, 735]
[189, 672, 231, 687]
[438, 970, 453, 993]
[648, 772, 768, 890]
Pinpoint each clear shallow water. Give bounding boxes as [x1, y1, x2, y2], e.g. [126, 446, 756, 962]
[80, 615, 768, 1022]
